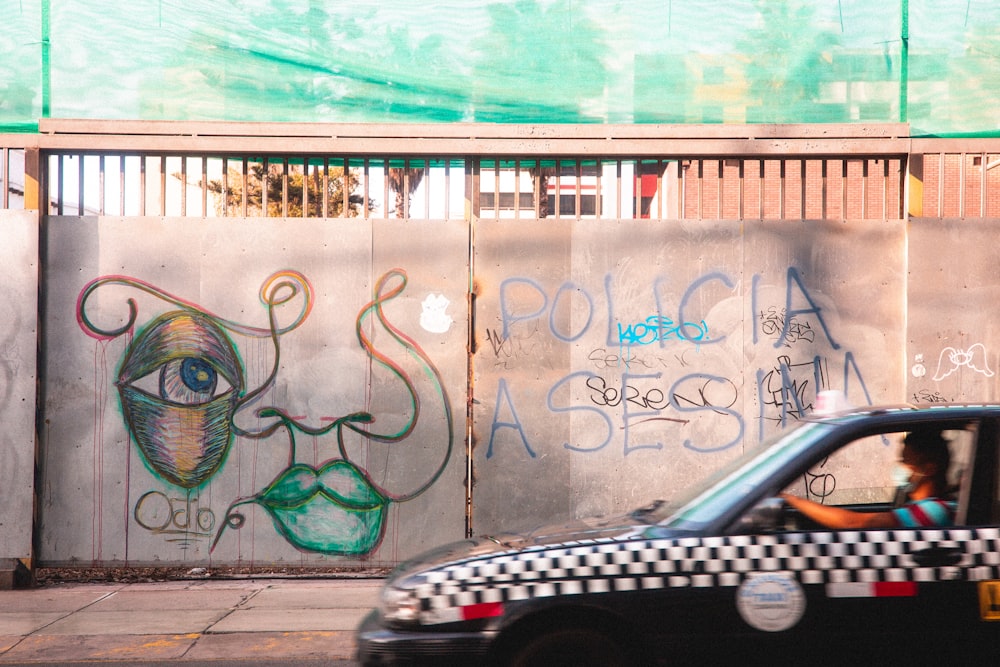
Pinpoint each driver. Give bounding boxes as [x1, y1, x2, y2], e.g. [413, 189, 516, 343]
[780, 429, 956, 529]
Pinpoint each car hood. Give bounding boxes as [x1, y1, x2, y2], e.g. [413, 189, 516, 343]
[389, 504, 683, 583]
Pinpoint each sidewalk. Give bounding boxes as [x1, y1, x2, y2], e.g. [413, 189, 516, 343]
[0, 576, 383, 665]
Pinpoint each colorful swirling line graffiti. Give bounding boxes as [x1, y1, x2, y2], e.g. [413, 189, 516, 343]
[76, 269, 453, 556]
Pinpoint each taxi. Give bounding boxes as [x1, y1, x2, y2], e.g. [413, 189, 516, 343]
[356, 403, 1000, 665]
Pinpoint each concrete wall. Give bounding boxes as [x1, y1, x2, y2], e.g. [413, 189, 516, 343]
[38, 217, 469, 567]
[471, 218, 907, 531]
[26, 214, 1000, 567]
[0, 210, 38, 575]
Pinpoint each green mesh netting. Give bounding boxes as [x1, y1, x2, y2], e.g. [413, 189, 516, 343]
[2, 0, 999, 135]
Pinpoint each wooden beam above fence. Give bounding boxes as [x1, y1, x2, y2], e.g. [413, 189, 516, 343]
[32, 119, 911, 157]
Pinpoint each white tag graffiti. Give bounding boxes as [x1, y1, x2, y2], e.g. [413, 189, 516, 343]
[420, 293, 453, 333]
[932, 344, 995, 381]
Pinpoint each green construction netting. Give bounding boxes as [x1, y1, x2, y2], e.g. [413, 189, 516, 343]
[2, 0, 999, 135]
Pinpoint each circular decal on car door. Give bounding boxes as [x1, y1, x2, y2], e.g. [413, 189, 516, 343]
[736, 573, 806, 632]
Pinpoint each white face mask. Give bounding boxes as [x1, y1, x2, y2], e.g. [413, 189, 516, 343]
[891, 464, 913, 488]
[892, 464, 926, 491]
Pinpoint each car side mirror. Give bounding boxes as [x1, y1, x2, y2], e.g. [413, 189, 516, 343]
[733, 497, 787, 533]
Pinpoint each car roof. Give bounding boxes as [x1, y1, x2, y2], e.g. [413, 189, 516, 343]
[811, 402, 1000, 426]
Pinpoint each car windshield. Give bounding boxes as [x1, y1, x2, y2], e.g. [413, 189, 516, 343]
[635, 420, 835, 530]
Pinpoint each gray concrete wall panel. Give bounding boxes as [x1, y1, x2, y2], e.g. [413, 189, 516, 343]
[906, 219, 1000, 403]
[38, 217, 468, 567]
[0, 210, 38, 564]
[471, 219, 907, 535]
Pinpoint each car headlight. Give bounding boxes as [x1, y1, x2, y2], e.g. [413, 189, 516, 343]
[379, 585, 422, 625]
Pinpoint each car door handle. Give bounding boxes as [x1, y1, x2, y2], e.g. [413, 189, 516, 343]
[910, 546, 963, 567]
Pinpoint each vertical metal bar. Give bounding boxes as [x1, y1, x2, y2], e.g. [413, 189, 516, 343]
[616, 160, 622, 219]
[778, 159, 785, 220]
[861, 159, 869, 219]
[403, 159, 410, 220]
[241, 157, 248, 217]
[424, 160, 430, 219]
[679, 159, 686, 219]
[262, 158, 269, 217]
[635, 162, 641, 219]
[533, 162, 541, 218]
[98, 156, 105, 215]
[696, 160, 704, 220]
[222, 157, 229, 217]
[322, 157, 329, 218]
[653, 160, 661, 220]
[512, 160, 520, 220]
[468, 158, 480, 220]
[981, 152, 987, 218]
[444, 159, 451, 220]
[282, 158, 289, 218]
[717, 159, 723, 219]
[0, 147, 7, 210]
[178, 156, 186, 216]
[1, 147, 6, 209]
[201, 156, 208, 217]
[488, 158, 500, 220]
[738, 159, 745, 220]
[59, 152, 68, 215]
[595, 158, 603, 219]
[364, 159, 370, 219]
[574, 159, 582, 219]
[327, 157, 334, 218]
[302, 158, 309, 218]
[56, 154, 64, 215]
[758, 160, 764, 219]
[883, 158, 889, 220]
[119, 155, 126, 216]
[937, 153, 944, 218]
[337, 158, 344, 218]
[77, 154, 84, 215]
[324, 158, 330, 218]
[800, 160, 807, 220]
[383, 160, 390, 219]
[545, 158, 562, 220]
[139, 156, 146, 216]
[959, 152, 966, 218]
[492, 160, 499, 219]
[821, 159, 828, 220]
[841, 160, 848, 220]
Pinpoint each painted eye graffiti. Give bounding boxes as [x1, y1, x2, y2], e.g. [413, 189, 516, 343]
[117, 310, 244, 489]
[79, 269, 454, 557]
[128, 356, 234, 405]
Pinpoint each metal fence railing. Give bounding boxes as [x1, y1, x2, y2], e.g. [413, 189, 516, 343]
[25, 152, 912, 222]
[5, 122, 1000, 221]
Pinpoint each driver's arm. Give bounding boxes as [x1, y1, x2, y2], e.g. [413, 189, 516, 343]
[780, 493, 897, 530]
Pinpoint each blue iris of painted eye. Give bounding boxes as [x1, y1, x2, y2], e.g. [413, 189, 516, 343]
[180, 357, 217, 393]
[154, 356, 230, 405]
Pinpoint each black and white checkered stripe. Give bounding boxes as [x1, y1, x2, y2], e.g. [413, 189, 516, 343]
[413, 527, 1000, 620]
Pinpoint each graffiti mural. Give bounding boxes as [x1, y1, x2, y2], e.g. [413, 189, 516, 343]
[481, 266, 874, 460]
[77, 269, 453, 556]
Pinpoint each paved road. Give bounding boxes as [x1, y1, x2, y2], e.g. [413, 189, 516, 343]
[0, 577, 383, 665]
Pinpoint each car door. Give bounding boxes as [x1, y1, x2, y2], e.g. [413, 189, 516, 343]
[765, 418, 1000, 659]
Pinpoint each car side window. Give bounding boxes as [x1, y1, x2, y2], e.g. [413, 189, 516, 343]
[779, 426, 976, 529]
[961, 420, 1000, 526]
[781, 433, 898, 510]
